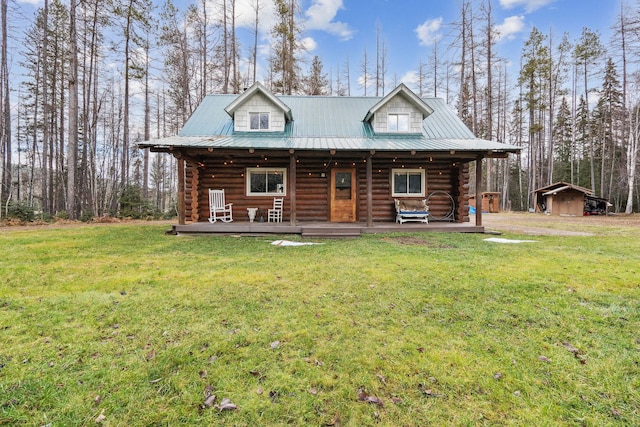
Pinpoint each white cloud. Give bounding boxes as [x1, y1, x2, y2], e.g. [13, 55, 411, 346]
[305, 0, 354, 41]
[415, 17, 443, 46]
[357, 73, 374, 89]
[231, 0, 278, 33]
[494, 15, 525, 41]
[499, 0, 555, 13]
[17, 0, 41, 5]
[400, 70, 419, 87]
[301, 37, 317, 52]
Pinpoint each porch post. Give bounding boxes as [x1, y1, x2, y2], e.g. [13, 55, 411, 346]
[289, 151, 297, 225]
[191, 166, 199, 222]
[475, 155, 483, 227]
[366, 153, 373, 226]
[177, 157, 186, 225]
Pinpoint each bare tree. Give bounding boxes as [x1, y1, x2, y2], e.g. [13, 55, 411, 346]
[626, 102, 639, 213]
[250, 0, 263, 85]
[360, 45, 369, 95]
[0, 0, 10, 209]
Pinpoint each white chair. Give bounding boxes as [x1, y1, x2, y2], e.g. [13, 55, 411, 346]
[268, 197, 283, 222]
[208, 189, 233, 223]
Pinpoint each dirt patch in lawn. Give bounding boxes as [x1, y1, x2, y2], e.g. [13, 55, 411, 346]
[480, 212, 640, 236]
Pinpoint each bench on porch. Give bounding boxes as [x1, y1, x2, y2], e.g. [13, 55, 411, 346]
[395, 199, 429, 224]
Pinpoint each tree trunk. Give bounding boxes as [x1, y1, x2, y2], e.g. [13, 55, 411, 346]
[67, 0, 78, 219]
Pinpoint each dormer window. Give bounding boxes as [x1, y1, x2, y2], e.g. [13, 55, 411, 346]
[250, 112, 270, 130]
[388, 113, 409, 132]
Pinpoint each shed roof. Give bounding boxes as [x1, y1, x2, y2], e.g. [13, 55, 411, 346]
[140, 85, 520, 155]
[534, 182, 595, 196]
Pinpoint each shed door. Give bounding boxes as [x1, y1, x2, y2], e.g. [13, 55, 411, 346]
[330, 169, 356, 222]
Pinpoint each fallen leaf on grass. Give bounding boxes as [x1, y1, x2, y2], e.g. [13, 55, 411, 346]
[562, 342, 580, 354]
[493, 372, 503, 380]
[357, 386, 384, 406]
[418, 383, 445, 398]
[562, 342, 587, 363]
[204, 384, 213, 397]
[303, 357, 325, 366]
[215, 397, 237, 411]
[95, 410, 106, 423]
[145, 349, 155, 361]
[309, 387, 318, 395]
[203, 395, 217, 408]
[376, 373, 387, 385]
[326, 412, 340, 426]
[538, 355, 552, 363]
[270, 340, 280, 349]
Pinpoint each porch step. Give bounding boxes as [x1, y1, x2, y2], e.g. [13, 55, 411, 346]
[301, 227, 362, 238]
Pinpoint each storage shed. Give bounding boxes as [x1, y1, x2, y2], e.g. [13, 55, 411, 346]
[469, 192, 501, 213]
[532, 182, 609, 216]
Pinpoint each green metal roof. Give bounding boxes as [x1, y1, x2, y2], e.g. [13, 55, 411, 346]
[142, 89, 519, 154]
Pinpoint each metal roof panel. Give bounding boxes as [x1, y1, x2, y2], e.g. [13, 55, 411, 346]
[143, 91, 519, 154]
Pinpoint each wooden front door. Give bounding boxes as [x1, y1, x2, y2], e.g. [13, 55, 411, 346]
[330, 168, 357, 222]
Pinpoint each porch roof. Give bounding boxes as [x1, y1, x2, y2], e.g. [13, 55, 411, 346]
[141, 134, 515, 153]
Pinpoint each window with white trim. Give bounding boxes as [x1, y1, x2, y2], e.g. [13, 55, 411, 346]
[392, 169, 425, 197]
[246, 168, 286, 196]
[388, 113, 409, 132]
[249, 112, 270, 130]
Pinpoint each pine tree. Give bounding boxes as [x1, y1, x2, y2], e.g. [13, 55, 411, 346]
[270, 0, 303, 95]
[574, 27, 604, 193]
[304, 56, 328, 95]
[553, 97, 573, 182]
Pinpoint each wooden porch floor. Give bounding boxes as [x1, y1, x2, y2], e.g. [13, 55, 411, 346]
[170, 221, 484, 237]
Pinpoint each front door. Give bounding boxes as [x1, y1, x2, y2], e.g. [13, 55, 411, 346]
[330, 168, 356, 222]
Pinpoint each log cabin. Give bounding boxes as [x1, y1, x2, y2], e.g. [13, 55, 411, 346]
[139, 82, 519, 232]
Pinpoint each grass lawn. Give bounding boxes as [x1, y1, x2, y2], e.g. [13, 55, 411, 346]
[1, 217, 639, 426]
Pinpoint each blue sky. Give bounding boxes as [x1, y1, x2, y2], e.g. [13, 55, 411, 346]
[290, 0, 620, 93]
[11, 0, 621, 96]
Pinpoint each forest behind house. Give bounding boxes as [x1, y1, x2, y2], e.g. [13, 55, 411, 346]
[1, 0, 639, 221]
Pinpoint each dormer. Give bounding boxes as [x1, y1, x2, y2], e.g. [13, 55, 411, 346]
[364, 83, 433, 134]
[225, 82, 293, 133]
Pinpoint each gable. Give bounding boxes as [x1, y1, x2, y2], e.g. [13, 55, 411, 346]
[224, 81, 292, 133]
[232, 91, 287, 132]
[363, 83, 433, 133]
[369, 93, 426, 134]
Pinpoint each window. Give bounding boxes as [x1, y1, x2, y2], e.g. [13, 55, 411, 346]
[249, 112, 270, 130]
[392, 169, 425, 197]
[388, 113, 409, 132]
[246, 168, 286, 196]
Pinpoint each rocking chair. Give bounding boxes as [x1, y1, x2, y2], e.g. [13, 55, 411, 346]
[208, 189, 233, 223]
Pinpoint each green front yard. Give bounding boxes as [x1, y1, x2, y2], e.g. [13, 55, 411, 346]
[0, 219, 638, 426]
